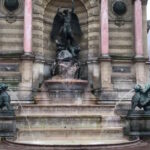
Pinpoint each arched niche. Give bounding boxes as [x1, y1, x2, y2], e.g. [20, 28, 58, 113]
[43, 0, 88, 61]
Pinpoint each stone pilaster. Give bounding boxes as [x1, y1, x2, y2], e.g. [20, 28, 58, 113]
[19, 0, 33, 102]
[19, 55, 34, 102]
[134, 0, 146, 85]
[24, 0, 32, 54]
[100, 0, 112, 90]
[134, 58, 146, 85]
[100, 0, 109, 56]
[100, 57, 112, 90]
[134, 0, 143, 57]
[87, 59, 100, 91]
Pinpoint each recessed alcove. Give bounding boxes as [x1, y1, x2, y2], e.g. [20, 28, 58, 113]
[43, 0, 88, 61]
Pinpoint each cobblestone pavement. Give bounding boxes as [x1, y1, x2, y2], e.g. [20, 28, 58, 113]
[0, 139, 150, 150]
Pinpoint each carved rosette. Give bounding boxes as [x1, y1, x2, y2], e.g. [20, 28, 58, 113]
[0, 0, 24, 23]
[109, 0, 133, 26]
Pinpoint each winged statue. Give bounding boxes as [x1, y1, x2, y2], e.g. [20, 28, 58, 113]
[50, 0, 82, 60]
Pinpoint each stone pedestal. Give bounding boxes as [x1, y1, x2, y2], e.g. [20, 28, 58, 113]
[19, 54, 34, 102]
[124, 110, 150, 137]
[34, 79, 97, 105]
[135, 61, 146, 85]
[0, 111, 16, 138]
[100, 58, 113, 90]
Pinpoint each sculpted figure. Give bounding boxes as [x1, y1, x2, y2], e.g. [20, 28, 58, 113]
[51, 0, 82, 60]
[132, 84, 150, 111]
[0, 83, 13, 111]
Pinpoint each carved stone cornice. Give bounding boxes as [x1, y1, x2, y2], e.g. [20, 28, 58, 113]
[21, 52, 34, 61]
[132, 0, 148, 5]
[0, 0, 24, 16]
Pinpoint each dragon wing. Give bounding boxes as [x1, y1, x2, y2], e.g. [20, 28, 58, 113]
[50, 11, 64, 41]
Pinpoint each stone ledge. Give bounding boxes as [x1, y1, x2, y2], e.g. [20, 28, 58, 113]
[21, 53, 35, 60]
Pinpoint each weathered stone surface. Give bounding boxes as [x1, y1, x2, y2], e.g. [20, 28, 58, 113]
[124, 110, 150, 137]
[0, 0, 148, 146]
[0, 64, 19, 72]
[0, 111, 16, 138]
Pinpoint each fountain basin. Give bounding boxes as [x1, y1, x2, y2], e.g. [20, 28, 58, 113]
[44, 79, 88, 91]
[10, 139, 139, 146]
[35, 79, 89, 105]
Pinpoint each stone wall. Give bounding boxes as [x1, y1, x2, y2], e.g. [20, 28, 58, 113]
[0, 0, 148, 102]
[107, 0, 135, 91]
[0, 0, 24, 102]
[108, 0, 134, 57]
[0, 0, 24, 54]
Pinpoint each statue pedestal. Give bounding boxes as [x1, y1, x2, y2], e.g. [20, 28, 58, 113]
[0, 111, 16, 139]
[35, 79, 97, 105]
[124, 110, 150, 137]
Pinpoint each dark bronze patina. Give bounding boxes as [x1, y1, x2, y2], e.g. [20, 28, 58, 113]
[4, 0, 19, 12]
[0, 83, 16, 138]
[0, 83, 13, 111]
[51, 0, 82, 61]
[50, 0, 83, 79]
[124, 84, 150, 137]
[131, 84, 150, 111]
[113, 1, 127, 16]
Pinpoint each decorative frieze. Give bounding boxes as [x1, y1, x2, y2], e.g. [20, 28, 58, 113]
[109, 0, 133, 21]
[112, 66, 131, 73]
[0, 0, 24, 23]
[0, 64, 19, 72]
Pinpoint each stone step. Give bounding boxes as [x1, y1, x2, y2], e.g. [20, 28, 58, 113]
[16, 114, 124, 129]
[16, 127, 125, 142]
[16, 104, 115, 116]
[16, 115, 102, 129]
[13, 138, 133, 146]
[101, 115, 124, 127]
[35, 99, 98, 105]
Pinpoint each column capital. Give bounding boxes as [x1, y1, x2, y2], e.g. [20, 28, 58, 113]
[21, 52, 34, 60]
[133, 0, 148, 5]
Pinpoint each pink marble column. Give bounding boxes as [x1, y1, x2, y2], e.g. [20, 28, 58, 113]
[24, 0, 32, 54]
[134, 0, 143, 57]
[101, 0, 109, 56]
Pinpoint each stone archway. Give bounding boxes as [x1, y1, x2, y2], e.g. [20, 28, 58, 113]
[32, 0, 100, 87]
[33, 0, 100, 61]
[43, 0, 88, 61]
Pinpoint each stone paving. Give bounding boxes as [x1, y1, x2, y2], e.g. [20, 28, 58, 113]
[0, 139, 150, 150]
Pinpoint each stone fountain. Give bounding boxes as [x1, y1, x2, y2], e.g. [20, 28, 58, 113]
[8, 0, 139, 146]
[35, 2, 91, 105]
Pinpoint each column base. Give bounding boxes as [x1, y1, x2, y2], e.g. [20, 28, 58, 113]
[135, 62, 146, 85]
[134, 55, 148, 62]
[19, 53, 34, 102]
[100, 55, 111, 60]
[100, 60, 113, 90]
[21, 52, 34, 60]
